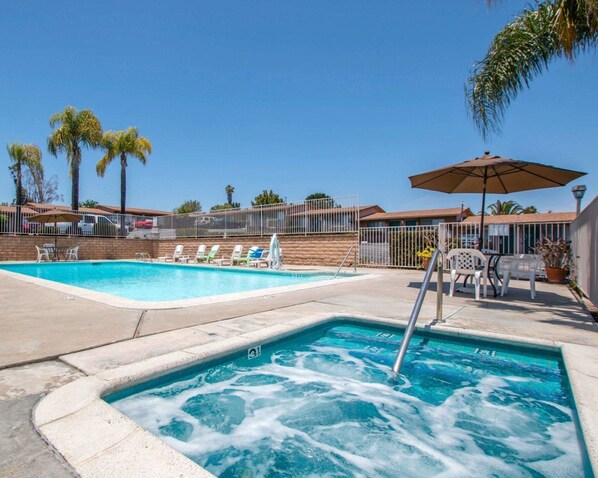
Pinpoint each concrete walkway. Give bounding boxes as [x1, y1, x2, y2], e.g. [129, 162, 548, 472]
[1, 267, 596, 477]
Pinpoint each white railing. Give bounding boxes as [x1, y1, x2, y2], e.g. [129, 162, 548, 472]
[156, 195, 359, 239]
[0, 206, 157, 239]
[359, 225, 438, 268]
[438, 221, 570, 255]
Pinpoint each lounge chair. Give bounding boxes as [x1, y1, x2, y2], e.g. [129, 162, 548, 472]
[197, 245, 220, 263]
[238, 246, 265, 266]
[35, 246, 50, 263]
[159, 244, 184, 262]
[191, 244, 207, 262]
[65, 245, 79, 261]
[249, 247, 283, 268]
[447, 248, 488, 300]
[213, 245, 243, 266]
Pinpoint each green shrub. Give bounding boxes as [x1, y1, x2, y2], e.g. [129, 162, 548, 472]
[93, 223, 117, 237]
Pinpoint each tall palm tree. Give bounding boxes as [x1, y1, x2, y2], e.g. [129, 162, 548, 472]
[225, 185, 235, 205]
[466, 0, 598, 139]
[96, 127, 152, 219]
[48, 106, 103, 211]
[487, 199, 523, 215]
[7, 142, 42, 206]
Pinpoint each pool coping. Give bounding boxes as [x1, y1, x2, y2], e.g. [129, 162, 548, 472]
[33, 314, 598, 477]
[0, 260, 376, 310]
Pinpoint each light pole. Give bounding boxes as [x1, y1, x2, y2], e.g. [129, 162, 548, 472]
[571, 184, 587, 216]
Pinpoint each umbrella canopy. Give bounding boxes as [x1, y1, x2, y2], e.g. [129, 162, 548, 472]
[409, 152, 586, 249]
[28, 210, 82, 248]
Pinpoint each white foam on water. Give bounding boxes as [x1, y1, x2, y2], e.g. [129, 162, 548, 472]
[110, 330, 587, 477]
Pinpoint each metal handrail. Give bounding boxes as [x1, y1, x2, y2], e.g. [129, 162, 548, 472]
[333, 245, 355, 279]
[392, 248, 441, 375]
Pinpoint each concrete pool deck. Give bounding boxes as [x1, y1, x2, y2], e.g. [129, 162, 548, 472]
[1, 266, 597, 476]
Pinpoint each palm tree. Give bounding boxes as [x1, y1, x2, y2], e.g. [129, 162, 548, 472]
[225, 185, 235, 206]
[522, 205, 538, 214]
[7, 142, 42, 206]
[487, 200, 523, 215]
[466, 0, 598, 139]
[48, 106, 103, 211]
[97, 127, 152, 223]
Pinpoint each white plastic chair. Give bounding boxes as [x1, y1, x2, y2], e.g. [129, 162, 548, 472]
[501, 254, 541, 299]
[65, 245, 79, 261]
[447, 248, 488, 300]
[160, 244, 184, 262]
[192, 244, 207, 262]
[213, 245, 243, 266]
[35, 246, 50, 263]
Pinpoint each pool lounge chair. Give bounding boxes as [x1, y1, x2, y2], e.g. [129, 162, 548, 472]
[213, 245, 243, 266]
[249, 247, 283, 268]
[159, 244, 184, 262]
[501, 254, 541, 299]
[190, 244, 207, 262]
[35, 246, 51, 263]
[197, 245, 220, 263]
[237, 246, 265, 266]
[65, 245, 79, 261]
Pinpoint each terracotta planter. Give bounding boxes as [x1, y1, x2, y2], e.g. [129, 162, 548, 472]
[545, 266, 568, 284]
[421, 257, 431, 270]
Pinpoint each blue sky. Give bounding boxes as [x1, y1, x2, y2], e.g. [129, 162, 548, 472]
[1, 1, 596, 213]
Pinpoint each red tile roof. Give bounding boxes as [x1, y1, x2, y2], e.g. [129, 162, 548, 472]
[463, 212, 576, 224]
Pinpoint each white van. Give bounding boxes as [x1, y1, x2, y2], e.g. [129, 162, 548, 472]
[57, 214, 122, 235]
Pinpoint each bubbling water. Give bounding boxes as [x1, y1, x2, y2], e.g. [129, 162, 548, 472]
[110, 324, 590, 477]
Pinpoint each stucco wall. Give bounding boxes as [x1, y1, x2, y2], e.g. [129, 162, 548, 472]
[571, 195, 598, 306]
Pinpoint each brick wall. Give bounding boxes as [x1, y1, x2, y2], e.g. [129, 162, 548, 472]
[0, 233, 358, 266]
[0, 235, 154, 262]
[155, 233, 358, 267]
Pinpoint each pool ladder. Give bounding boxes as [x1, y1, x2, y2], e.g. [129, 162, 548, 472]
[333, 245, 357, 278]
[392, 247, 443, 376]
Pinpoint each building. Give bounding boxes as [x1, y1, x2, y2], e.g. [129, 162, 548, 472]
[360, 207, 473, 227]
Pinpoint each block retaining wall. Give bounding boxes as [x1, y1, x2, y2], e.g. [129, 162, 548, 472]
[0, 233, 358, 267]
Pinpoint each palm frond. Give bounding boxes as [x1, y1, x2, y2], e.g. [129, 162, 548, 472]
[467, 0, 598, 139]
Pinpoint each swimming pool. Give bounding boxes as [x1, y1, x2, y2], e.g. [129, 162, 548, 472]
[0, 261, 352, 303]
[107, 321, 593, 477]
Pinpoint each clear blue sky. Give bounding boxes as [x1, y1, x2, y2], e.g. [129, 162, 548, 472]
[1, 1, 596, 213]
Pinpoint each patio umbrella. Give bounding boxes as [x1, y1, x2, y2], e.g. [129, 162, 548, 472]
[408, 152, 586, 249]
[269, 233, 282, 270]
[27, 210, 82, 248]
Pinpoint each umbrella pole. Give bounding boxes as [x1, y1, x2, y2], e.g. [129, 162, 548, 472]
[479, 169, 488, 251]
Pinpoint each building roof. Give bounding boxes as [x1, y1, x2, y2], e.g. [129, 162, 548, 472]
[96, 205, 171, 216]
[0, 205, 37, 215]
[288, 204, 382, 217]
[24, 202, 108, 215]
[463, 212, 576, 224]
[361, 207, 473, 222]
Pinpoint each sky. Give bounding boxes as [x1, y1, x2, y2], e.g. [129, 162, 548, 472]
[1, 1, 596, 214]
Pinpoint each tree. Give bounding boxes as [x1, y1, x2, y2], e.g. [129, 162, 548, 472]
[48, 106, 103, 211]
[252, 189, 284, 206]
[7, 143, 42, 206]
[97, 127, 152, 217]
[225, 185, 235, 206]
[487, 200, 523, 215]
[211, 203, 234, 212]
[466, 0, 598, 139]
[521, 205, 539, 214]
[79, 199, 99, 208]
[24, 169, 63, 204]
[305, 192, 336, 208]
[174, 200, 201, 214]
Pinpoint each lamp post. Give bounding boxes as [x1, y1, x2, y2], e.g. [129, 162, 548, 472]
[571, 185, 587, 216]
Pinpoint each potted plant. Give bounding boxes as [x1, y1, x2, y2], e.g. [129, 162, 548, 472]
[417, 246, 435, 270]
[535, 238, 571, 284]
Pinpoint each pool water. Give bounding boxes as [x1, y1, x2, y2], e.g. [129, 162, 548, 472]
[106, 322, 593, 477]
[0, 262, 340, 301]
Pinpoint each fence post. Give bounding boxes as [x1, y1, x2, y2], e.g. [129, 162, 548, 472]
[436, 252, 444, 321]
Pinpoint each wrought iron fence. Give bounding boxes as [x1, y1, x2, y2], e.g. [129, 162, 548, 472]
[359, 226, 438, 268]
[437, 221, 571, 255]
[0, 206, 157, 239]
[156, 195, 360, 239]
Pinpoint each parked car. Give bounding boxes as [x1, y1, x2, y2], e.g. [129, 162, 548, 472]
[56, 214, 122, 235]
[134, 219, 154, 229]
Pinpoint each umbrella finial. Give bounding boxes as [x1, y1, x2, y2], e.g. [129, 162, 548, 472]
[484, 151, 490, 156]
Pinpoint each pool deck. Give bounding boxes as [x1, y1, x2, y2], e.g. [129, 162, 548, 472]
[1, 264, 597, 477]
